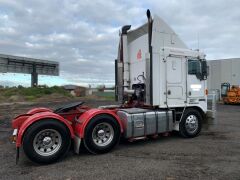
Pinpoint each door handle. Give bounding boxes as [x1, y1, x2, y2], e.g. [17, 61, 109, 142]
[188, 91, 191, 96]
[167, 90, 171, 95]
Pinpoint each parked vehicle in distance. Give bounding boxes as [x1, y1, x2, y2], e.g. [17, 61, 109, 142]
[221, 83, 240, 104]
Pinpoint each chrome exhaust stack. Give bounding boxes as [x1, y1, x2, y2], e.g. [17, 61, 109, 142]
[146, 9, 153, 105]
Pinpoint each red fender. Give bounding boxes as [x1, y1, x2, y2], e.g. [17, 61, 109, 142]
[75, 109, 123, 138]
[16, 111, 74, 147]
[27, 107, 52, 114]
[12, 108, 53, 129]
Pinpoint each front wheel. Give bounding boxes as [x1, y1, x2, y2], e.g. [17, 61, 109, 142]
[23, 119, 71, 164]
[83, 114, 120, 154]
[179, 108, 202, 138]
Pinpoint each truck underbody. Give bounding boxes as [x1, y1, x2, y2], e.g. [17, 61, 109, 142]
[12, 100, 206, 164]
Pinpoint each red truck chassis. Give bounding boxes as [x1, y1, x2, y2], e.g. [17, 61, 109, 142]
[11, 101, 203, 164]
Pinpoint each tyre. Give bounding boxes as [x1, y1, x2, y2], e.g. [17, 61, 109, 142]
[179, 108, 202, 138]
[23, 119, 71, 164]
[83, 114, 120, 154]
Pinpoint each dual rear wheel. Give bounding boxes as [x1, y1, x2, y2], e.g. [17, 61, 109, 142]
[83, 114, 121, 154]
[23, 120, 71, 164]
[23, 115, 120, 164]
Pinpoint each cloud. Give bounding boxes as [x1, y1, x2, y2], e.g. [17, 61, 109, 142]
[146, 0, 240, 59]
[0, 0, 240, 86]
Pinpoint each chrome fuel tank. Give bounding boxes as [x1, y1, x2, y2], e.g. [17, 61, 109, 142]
[117, 108, 173, 138]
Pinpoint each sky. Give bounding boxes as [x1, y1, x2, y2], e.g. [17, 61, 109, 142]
[0, 0, 240, 87]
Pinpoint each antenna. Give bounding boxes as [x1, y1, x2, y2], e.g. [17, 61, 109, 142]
[197, 32, 199, 51]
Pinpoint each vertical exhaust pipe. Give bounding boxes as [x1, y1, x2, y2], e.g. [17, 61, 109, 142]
[146, 9, 153, 105]
[116, 25, 131, 103]
[146, 9, 153, 44]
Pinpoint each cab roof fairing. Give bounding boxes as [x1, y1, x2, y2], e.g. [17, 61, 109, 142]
[117, 14, 206, 63]
[125, 15, 188, 50]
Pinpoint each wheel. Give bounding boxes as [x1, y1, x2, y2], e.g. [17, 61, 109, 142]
[83, 114, 120, 154]
[23, 119, 71, 164]
[179, 108, 202, 138]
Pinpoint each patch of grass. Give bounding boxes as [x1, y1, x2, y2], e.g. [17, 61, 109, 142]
[93, 91, 115, 101]
[2, 88, 18, 97]
[25, 95, 36, 101]
[0, 86, 72, 102]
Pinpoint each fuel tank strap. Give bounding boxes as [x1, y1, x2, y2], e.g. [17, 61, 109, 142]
[166, 110, 169, 131]
[155, 111, 158, 134]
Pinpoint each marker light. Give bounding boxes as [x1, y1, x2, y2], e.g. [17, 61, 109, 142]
[190, 84, 202, 91]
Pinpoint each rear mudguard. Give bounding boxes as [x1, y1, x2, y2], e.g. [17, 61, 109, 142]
[12, 107, 53, 129]
[27, 107, 52, 114]
[15, 111, 74, 147]
[75, 109, 123, 138]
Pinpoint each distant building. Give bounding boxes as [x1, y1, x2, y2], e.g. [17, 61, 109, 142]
[63, 85, 78, 91]
[207, 58, 240, 93]
[63, 85, 86, 97]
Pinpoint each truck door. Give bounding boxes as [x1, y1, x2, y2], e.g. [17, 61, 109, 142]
[166, 56, 186, 107]
[187, 59, 205, 99]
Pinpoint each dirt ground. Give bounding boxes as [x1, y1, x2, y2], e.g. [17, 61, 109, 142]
[0, 100, 239, 180]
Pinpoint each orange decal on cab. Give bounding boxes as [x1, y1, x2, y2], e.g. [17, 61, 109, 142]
[137, 49, 142, 60]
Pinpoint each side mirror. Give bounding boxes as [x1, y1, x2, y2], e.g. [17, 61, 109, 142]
[201, 61, 208, 80]
[196, 72, 202, 80]
[207, 66, 209, 76]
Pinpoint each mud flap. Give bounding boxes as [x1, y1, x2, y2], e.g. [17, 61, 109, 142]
[16, 147, 19, 165]
[73, 135, 81, 154]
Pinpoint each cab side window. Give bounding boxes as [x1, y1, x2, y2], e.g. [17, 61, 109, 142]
[188, 60, 201, 75]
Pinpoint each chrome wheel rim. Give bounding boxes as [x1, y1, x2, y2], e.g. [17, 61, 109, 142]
[33, 129, 62, 156]
[185, 115, 198, 134]
[92, 122, 114, 147]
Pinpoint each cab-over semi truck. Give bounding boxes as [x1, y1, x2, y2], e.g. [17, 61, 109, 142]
[11, 10, 210, 164]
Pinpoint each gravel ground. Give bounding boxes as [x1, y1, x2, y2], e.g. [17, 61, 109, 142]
[0, 100, 239, 180]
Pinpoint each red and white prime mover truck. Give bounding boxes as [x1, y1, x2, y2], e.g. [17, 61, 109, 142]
[11, 10, 212, 164]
